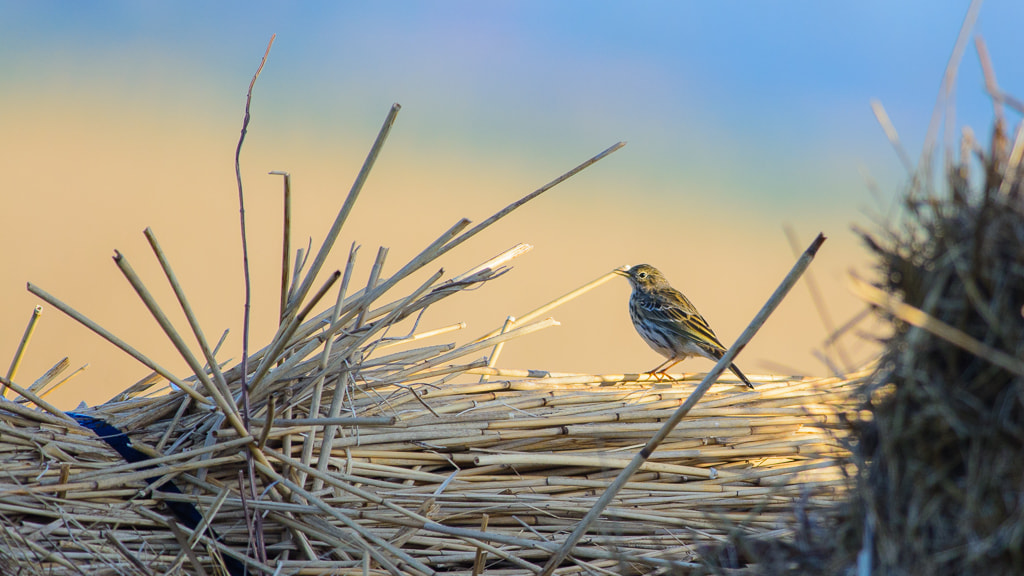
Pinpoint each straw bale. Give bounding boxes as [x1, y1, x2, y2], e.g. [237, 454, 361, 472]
[0, 363, 860, 574]
[0, 80, 857, 574]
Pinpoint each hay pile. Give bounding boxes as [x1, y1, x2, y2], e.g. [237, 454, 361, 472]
[693, 44, 1024, 576]
[0, 99, 859, 574]
[689, 28, 1024, 574]
[847, 110, 1024, 574]
[0, 367, 860, 575]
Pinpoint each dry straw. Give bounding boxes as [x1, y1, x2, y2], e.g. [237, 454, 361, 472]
[693, 7, 1024, 574]
[839, 33, 1024, 576]
[0, 44, 863, 576]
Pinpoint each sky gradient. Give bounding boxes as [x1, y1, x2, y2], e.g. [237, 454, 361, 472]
[2, 1, 1020, 408]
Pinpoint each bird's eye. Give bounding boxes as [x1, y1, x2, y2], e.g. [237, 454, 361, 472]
[638, 272, 647, 279]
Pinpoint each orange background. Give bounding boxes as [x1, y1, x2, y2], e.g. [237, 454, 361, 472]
[5, 3, 1019, 409]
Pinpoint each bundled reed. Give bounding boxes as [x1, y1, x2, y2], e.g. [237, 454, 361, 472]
[0, 53, 854, 575]
[0, 361, 861, 575]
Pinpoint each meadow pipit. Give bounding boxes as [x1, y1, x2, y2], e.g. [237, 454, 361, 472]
[616, 264, 754, 388]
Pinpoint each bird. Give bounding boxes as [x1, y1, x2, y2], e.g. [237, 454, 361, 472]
[615, 264, 754, 388]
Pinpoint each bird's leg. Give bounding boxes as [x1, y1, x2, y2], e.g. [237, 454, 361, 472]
[645, 358, 682, 382]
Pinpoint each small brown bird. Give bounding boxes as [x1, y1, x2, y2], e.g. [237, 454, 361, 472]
[616, 264, 754, 388]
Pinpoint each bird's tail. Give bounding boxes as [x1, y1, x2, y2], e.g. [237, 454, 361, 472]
[700, 344, 755, 389]
[728, 363, 754, 389]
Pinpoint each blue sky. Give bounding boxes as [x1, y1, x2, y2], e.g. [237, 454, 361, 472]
[6, 1, 1020, 214]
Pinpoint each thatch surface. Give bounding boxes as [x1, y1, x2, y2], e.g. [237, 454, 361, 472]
[0, 103, 853, 574]
[0, 364, 861, 575]
[0, 60, 857, 575]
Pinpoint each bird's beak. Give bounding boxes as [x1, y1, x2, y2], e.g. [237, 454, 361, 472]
[613, 267, 631, 277]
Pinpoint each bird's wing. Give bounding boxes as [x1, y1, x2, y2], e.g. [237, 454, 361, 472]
[639, 288, 728, 353]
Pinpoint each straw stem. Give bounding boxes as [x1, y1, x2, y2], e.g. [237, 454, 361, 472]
[2, 305, 42, 398]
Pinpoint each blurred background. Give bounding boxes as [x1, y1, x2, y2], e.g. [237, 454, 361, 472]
[2, 1, 1021, 409]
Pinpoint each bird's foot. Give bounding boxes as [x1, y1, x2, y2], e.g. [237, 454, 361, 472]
[644, 370, 677, 383]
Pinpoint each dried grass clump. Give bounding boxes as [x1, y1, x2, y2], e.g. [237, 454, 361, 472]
[849, 111, 1024, 574]
[694, 29, 1024, 575]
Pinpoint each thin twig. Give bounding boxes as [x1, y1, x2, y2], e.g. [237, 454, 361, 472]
[144, 228, 232, 405]
[471, 513, 490, 576]
[36, 362, 88, 399]
[917, 0, 982, 180]
[237, 33, 276, 424]
[249, 270, 343, 396]
[288, 103, 402, 320]
[0, 377, 77, 424]
[974, 36, 1004, 127]
[480, 316, 515, 383]
[301, 245, 359, 491]
[869, 100, 914, 176]
[23, 357, 69, 398]
[269, 170, 292, 320]
[438, 142, 625, 261]
[476, 266, 625, 343]
[234, 34, 276, 567]
[850, 273, 1024, 378]
[2, 305, 42, 398]
[784, 225, 852, 374]
[110, 252, 245, 435]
